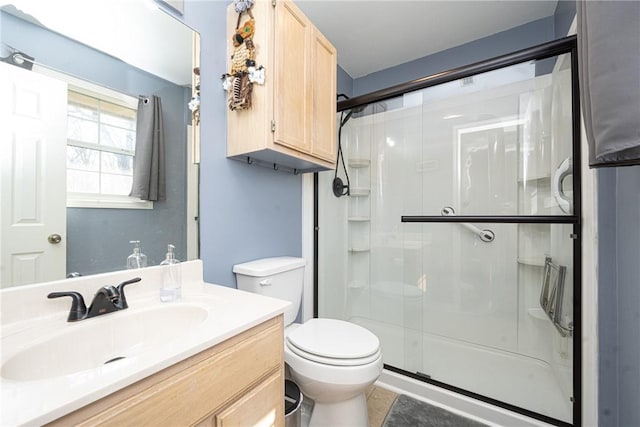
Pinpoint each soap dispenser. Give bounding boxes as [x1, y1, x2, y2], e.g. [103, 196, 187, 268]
[160, 244, 181, 302]
[127, 240, 148, 269]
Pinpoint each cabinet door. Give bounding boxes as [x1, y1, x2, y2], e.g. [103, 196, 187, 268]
[273, 0, 311, 154]
[215, 372, 284, 427]
[310, 28, 337, 162]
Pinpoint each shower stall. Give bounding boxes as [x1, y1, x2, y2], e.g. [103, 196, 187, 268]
[316, 37, 580, 425]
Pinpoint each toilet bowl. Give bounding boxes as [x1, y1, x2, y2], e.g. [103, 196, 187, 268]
[233, 257, 383, 426]
[285, 319, 383, 426]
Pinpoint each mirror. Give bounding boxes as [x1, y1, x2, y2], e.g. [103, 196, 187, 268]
[0, 0, 199, 287]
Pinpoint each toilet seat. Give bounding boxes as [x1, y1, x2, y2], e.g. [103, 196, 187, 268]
[286, 318, 380, 367]
[286, 341, 381, 366]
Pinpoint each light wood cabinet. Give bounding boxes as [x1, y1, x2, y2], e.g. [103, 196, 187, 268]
[211, 372, 282, 427]
[310, 28, 338, 163]
[226, 0, 337, 173]
[47, 316, 285, 427]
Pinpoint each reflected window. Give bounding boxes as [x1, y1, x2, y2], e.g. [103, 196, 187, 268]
[65, 84, 151, 209]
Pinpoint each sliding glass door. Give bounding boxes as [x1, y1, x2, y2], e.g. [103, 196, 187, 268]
[317, 39, 579, 425]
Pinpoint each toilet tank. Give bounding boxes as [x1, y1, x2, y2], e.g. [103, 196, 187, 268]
[233, 257, 305, 326]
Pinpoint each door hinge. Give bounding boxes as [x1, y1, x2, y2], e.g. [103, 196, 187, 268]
[271, 120, 276, 132]
[272, 0, 276, 7]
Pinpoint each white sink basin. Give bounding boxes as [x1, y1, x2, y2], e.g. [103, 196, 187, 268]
[1, 304, 208, 381]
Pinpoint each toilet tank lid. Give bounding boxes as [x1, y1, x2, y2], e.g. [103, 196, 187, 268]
[233, 257, 306, 277]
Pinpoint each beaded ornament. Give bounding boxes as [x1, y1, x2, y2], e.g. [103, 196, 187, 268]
[222, 0, 265, 111]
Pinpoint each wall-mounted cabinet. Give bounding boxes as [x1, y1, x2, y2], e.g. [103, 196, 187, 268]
[226, 0, 337, 173]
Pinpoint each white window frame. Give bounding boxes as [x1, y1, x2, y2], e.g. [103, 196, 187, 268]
[34, 65, 152, 209]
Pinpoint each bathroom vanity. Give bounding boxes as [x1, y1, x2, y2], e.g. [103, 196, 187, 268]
[49, 316, 284, 426]
[0, 261, 290, 426]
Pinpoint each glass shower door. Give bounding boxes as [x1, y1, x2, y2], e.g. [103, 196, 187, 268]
[318, 45, 579, 425]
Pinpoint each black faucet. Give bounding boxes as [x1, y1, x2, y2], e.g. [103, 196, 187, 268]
[48, 277, 141, 322]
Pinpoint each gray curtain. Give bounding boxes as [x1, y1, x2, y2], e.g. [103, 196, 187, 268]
[577, 0, 640, 167]
[130, 95, 166, 201]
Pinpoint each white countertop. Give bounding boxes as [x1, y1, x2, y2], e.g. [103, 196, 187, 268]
[0, 260, 290, 426]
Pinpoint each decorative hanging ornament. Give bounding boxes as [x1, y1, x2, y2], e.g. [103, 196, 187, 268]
[248, 65, 265, 84]
[234, 0, 254, 14]
[222, 2, 265, 111]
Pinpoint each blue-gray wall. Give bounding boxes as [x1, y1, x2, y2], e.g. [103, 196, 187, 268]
[554, 0, 577, 39]
[1, 12, 188, 275]
[337, 65, 353, 98]
[597, 166, 640, 427]
[181, 2, 301, 288]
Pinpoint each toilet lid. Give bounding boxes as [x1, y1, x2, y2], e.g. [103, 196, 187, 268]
[286, 340, 381, 366]
[286, 319, 380, 361]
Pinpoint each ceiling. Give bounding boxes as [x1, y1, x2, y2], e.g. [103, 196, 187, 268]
[296, 0, 559, 78]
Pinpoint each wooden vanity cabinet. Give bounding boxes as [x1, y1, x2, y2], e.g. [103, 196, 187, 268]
[226, 0, 337, 173]
[47, 316, 285, 427]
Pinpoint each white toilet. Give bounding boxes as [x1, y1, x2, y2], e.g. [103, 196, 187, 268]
[233, 257, 383, 427]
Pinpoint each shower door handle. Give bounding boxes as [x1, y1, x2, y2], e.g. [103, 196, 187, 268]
[441, 207, 495, 243]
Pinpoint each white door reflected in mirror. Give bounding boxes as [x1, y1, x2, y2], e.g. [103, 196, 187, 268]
[0, 62, 67, 287]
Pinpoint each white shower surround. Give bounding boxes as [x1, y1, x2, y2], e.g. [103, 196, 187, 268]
[317, 62, 578, 424]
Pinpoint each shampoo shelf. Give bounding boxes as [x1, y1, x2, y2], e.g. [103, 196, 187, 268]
[349, 188, 370, 197]
[517, 257, 546, 267]
[347, 281, 367, 289]
[348, 158, 370, 168]
[518, 175, 551, 184]
[348, 217, 370, 222]
[527, 308, 548, 321]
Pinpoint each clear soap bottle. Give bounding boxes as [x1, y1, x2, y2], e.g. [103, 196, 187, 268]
[127, 240, 148, 269]
[160, 244, 181, 302]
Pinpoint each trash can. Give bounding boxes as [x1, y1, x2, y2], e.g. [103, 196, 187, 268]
[284, 379, 303, 427]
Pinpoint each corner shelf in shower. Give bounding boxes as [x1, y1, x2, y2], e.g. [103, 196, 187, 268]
[349, 188, 370, 197]
[346, 148, 371, 290]
[348, 247, 370, 253]
[517, 257, 546, 267]
[517, 174, 551, 184]
[527, 307, 548, 321]
[347, 281, 367, 289]
[348, 158, 370, 168]
[348, 216, 370, 222]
